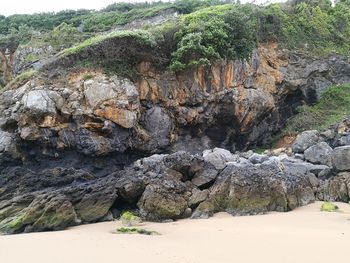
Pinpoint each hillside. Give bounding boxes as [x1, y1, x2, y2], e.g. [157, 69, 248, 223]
[1, 0, 350, 85]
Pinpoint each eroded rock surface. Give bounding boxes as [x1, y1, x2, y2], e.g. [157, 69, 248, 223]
[1, 43, 350, 235]
[2, 44, 349, 166]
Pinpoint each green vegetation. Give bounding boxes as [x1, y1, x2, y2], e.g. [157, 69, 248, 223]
[62, 30, 156, 56]
[4, 70, 37, 90]
[44, 22, 84, 50]
[283, 84, 350, 135]
[0, 0, 349, 82]
[160, 0, 350, 71]
[0, 1, 235, 35]
[253, 148, 267, 154]
[81, 72, 94, 81]
[120, 211, 142, 226]
[320, 202, 339, 212]
[169, 4, 257, 70]
[116, 227, 159, 235]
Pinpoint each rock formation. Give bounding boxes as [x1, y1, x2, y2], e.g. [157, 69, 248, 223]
[0, 38, 350, 234]
[2, 116, 350, 234]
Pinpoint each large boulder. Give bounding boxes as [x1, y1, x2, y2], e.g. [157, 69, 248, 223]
[304, 142, 333, 166]
[0, 194, 77, 234]
[292, 130, 321, 153]
[332, 146, 350, 171]
[193, 164, 316, 218]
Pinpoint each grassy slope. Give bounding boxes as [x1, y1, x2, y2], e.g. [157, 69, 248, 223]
[283, 84, 350, 135]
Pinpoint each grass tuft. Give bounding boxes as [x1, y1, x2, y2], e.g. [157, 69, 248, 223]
[61, 30, 156, 56]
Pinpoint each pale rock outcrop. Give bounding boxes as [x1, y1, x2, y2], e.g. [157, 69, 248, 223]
[292, 130, 321, 153]
[304, 142, 333, 166]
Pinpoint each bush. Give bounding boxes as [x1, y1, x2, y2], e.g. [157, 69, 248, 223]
[169, 4, 257, 71]
[44, 22, 83, 50]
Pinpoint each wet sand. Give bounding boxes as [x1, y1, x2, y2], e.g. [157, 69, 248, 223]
[0, 201, 349, 263]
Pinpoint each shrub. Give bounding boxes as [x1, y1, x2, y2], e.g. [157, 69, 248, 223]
[169, 4, 257, 71]
[44, 22, 84, 50]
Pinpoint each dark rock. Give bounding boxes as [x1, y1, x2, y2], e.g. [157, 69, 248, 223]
[338, 135, 350, 146]
[138, 184, 188, 221]
[304, 142, 333, 166]
[188, 189, 209, 208]
[292, 130, 321, 153]
[332, 146, 350, 171]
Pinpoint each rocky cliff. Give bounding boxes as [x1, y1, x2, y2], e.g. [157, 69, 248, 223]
[0, 38, 350, 234]
[2, 118, 350, 233]
[1, 43, 349, 164]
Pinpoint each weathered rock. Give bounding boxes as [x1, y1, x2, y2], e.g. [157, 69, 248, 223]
[22, 89, 61, 116]
[74, 186, 117, 222]
[191, 165, 218, 188]
[304, 142, 333, 166]
[249, 153, 269, 164]
[332, 146, 350, 171]
[0, 131, 18, 160]
[188, 189, 210, 208]
[193, 164, 315, 218]
[338, 135, 350, 146]
[138, 184, 188, 221]
[140, 106, 173, 151]
[0, 42, 349, 235]
[317, 172, 350, 202]
[292, 130, 321, 153]
[203, 148, 237, 170]
[0, 194, 77, 234]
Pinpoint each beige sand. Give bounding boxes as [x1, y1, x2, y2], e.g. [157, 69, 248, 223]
[0, 201, 349, 263]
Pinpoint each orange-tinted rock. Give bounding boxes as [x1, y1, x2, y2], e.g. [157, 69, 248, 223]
[95, 107, 138, 129]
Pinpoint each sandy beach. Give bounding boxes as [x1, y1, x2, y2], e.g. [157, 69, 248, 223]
[0, 201, 349, 263]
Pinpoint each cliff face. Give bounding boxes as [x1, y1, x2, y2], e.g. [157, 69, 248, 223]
[1, 43, 349, 169]
[1, 40, 350, 234]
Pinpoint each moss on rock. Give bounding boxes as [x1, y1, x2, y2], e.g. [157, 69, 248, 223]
[120, 211, 142, 226]
[320, 202, 339, 212]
